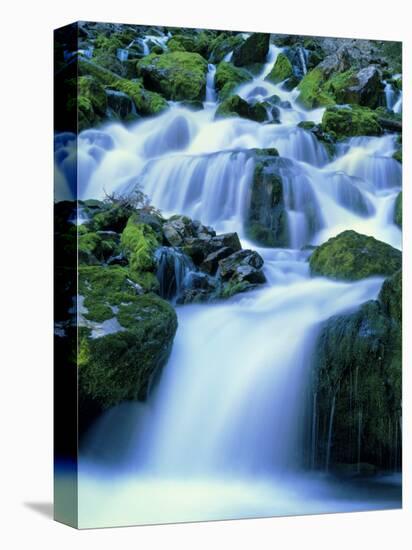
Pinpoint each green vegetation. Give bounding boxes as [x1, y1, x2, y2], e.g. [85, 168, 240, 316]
[321, 105, 382, 139]
[121, 216, 159, 273]
[309, 230, 402, 280]
[394, 192, 402, 228]
[232, 32, 270, 67]
[137, 51, 208, 101]
[215, 61, 252, 99]
[215, 94, 267, 122]
[265, 53, 293, 84]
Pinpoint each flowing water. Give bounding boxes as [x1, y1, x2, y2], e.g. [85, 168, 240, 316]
[55, 41, 402, 527]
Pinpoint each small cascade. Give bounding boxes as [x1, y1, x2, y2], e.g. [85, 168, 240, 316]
[297, 46, 308, 75]
[393, 91, 402, 114]
[205, 64, 217, 104]
[280, 163, 324, 248]
[141, 151, 255, 235]
[155, 247, 195, 302]
[357, 409, 362, 473]
[384, 81, 396, 110]
[325, 395, 336, 472]
[311, 392, 317, 469]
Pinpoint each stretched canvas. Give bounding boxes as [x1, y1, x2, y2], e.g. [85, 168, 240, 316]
[54, 21, 403, 529]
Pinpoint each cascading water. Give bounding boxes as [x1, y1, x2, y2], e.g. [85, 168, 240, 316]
[68, 37, 402, 527]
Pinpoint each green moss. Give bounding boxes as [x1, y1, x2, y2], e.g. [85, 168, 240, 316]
[112, 79, 168, 116]
[137, 51, 208, 101]
[121, 216, 159, 274]
[90, 205, 131, 232]
[322, 69, 358, 103]
[313, 298, 401, 469]
[394, 192, 402, 228]
[215, 61, 252, 99]
[321, 105, 382, 139]
[309, 230, 402, 281]
[219, 280, 250, 299]
[79, 293, 178, 409]
[78, 231, 119, 265]
[393, 149, 402, 163]
[209, 34, 244, 64]
[296, 67, 335, 109]
[79, 265, 138, 322]
[215, 94, 266, 122]
[379, 270, 402, 324]
[265, 53, 293, 84]
[76, 76, 108, 130]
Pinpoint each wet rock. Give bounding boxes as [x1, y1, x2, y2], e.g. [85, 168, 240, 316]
[309, 230, 402, 281]
[219, 249, 266, 284]
[232, 32, 270, 67]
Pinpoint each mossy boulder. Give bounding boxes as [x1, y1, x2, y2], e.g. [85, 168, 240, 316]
[296, 67, 336, 109]
[167, 31, 213, 58]
[79, 291, 178, 424]
[77, 75, 108, 131]
[297, 60, 383, 110]
[121, 215, 160, 275]
[137, 51, 208, 101]
[110, 79, 168, 116]
[209, 33, 245, 64]
[312, 293, 401, 470]
[265, 53, 293, 84]
[232, 33, 270, 67]
[89, 204, 132, 233]
[78, 231, 120, 265]
[215, 61, 252, 99]
[245, 154, 289, 247]
[393, 149, 402, 163]
[309, 230, 401, 281]
[321, 105, 382, 139]
[394, 192, 402, 228]
[215, 94, 267, 122]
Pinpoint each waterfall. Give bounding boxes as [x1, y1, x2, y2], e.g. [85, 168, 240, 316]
[393, 91, 402, 114]
[68, 30, 402, 526]
[357, 409, 362, 473]
[325, 395, 336, 472]
[298, 46, 308, 75]
[205, 64, 217, 104]
[155, 246, 196, 302]
[384, 81, 396, 110]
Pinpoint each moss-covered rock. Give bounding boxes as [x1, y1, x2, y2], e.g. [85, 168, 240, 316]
[167, 31, 213, 58]
[137, 51, 208, 101]
[309, 230, 401, 280]
[321, 105, 382, 139]
[79, 292, 178, 416]
[89, 204, 132, 233]
[215, 94, 267, 122]
[296, 67, 336, 109]
[393, 149, 402, 163]
[120, 215, 159, 274]
[394, 192, 402, 228]
[245, 155, 289, 247]
[215, 61, 252, 99]
[265, 53, 293, 84]
[379, 269, 402, 324]
[209, 33, 244, 64]
[232, 32, 270, 67]
[77, 75, 108, 131]
[312, 294, 401, 470]
[110, 79, 168, 116]
[78, 231, 120, 265]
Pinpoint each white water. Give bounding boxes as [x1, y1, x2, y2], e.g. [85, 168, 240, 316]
[64, 38, 402, 526]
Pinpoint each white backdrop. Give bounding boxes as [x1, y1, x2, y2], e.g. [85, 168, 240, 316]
[1, 0, 410, 548]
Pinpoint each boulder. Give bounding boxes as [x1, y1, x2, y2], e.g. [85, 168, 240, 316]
[79, 291, 178, 427]
[232, 32, 270, 67]
[136, 51, 208, 101]
[215, 94, 267, 122]
[309, 230, 401, 280]
[312, 271, 401, 470]
[265, 53, 293, 84]
[394, 192, 402, 228]
[321, 105, 382, 139]
[105, 89, 138, 120]
[219, 249, 266, 284]
[215, 61, 252, 99]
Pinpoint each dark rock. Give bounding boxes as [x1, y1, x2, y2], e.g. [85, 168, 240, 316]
[232, 32, 270, 67]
